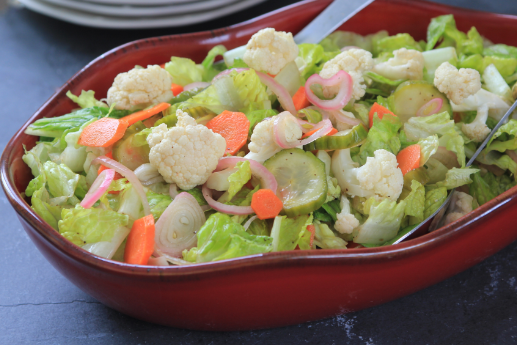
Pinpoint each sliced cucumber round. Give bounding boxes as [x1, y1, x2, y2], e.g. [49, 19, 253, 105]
[303, 124, 368, 151]
[392, 80, 451, 123]
[264, 148, 327, 217]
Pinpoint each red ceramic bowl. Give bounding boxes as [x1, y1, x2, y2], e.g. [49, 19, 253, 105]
[2, 0, 517, 331]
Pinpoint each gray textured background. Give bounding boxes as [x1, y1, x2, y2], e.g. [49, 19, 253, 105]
[2, 0, 517, 344]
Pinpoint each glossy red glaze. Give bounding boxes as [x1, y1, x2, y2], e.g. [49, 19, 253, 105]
[2, 0, 517, 331]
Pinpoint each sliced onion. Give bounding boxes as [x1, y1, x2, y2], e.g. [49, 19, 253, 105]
[215, 156, 278, 192]
[305, 70, 353, 110]
[169, 183, 179, 199]
[134, 163, 160, 183]
[141, 176, 164, 186]
[256, 71, 297, 115]
[416, 98, 443, 117]
[92, 156, 151, 216]
[243, 215, 258, 230]
[431, 147, 460, 169]
[153, 248, 193, 265]
[80, 169, 115, 209]
[212, 68, 249, 83]
[184, 81, 210, 91]
[273, 112, 333, 148]
[202, 184, 254, 215]
[154, 192, 205, 257]
[329, 109, 361, 126]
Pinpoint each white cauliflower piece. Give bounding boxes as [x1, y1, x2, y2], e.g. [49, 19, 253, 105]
[107, 65, 172, 110]
[462, 104, 491, 142]
[444, 191, 473, 225]
[319, 49, 374, 101]
[246, 111, 302, 163]
[243, 28, 299, 75]
[372, 48, 424, 80]
[332, 148, 403, 201]
[334, 196, 360, 235]
[434, 62, 481, 105]
[146, 110, 226, 190]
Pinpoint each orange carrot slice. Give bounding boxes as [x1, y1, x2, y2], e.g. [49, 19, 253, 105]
[369, 102, 396, 128]
[306, 224, 316, 248]
[170, 83, 184, 96]
[397, 144, 421, 175]
[206, 110, 250, 155]
[124, 214, 155, 265]
[292, 86, 311, 111]
[251, 189, 283, 220]
[78, 118, 128, 148]
[121, 102, 170, 126]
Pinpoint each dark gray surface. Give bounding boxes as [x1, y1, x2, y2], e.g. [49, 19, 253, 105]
[1, 0, 517, 344]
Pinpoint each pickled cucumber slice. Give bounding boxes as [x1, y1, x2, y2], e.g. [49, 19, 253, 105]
[264, 149, 327, 217]
[303, 124, 368, 151]
[391, 80, 451, 123]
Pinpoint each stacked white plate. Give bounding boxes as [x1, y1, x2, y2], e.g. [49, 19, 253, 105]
[17, 0, 267, 29]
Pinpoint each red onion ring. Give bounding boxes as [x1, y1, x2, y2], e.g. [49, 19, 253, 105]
[80, 169, 115, 209]
[256, 71, 297, 115]
[92, 156, 151, 216]
[273, 112, 333, 148]
[416, 98, 443, 117]
[305, 70, 353, 110]
[329, 109, 361, 126]
[212, 68, 249, 83]
[202, 184, 254, 215]
[184, 81, 210, 91]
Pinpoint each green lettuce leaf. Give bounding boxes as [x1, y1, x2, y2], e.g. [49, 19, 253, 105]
[183, 213, 272, 263]
[486, 119, 517, 153]
[232, 69, 269, 111]
[165, 56, 204, 86]
[353, 198, 406, 244]
[433, 167, 479, 189]
[297, 43, 326, 79]
[439, 129, 466, 167]
[458, 53, 484, 73]
[424, 186, 447, 218]
[147, 190, 172, 221]
[364, 71, 406, 86]
[201, 45, 227, 81]
[469, 170, 516, 206]
[58, 205, 129, 246]
[427, 15, 457, 51]
[312, 220, 348, 249]
[271, 214, 312, 252]
[247, 218, 270, 236]
[483, 55, 517, 77]
[66, 90, 107, 109]
[227, 161, 252, 201]
[376, 33, 422, 55]
[417, 135, 439, 166]
[358, 113, 402, 164]
[484, 44, 517, 59]
[404, 111, 455, 141]
[404, 180, 425, 223]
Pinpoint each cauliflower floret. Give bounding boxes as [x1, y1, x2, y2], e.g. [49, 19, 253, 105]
[146, 110, 226, 190]
[107, 65, 172, 110]
[356, 150, 404, 201]
[332, 148, 403, 201]
[462, 104, 491, 142]
[243, 28, 299, 75]
[372, 48, 424, 80]
[319, 49, 374, 101]
[334, 196, 360, 234]
[444, 191, 474, 225]
[246, 111, 302, 163]
[434, 62, 481, 105]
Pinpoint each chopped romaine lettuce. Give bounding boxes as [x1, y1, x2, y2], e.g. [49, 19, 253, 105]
[66, 90, 107, 109]
[227, 161, 251, 201]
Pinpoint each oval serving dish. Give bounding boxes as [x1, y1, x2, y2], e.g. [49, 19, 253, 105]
[2, 0, 517, 331]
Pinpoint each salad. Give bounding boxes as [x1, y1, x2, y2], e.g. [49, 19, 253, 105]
[21, 15, 517, 266]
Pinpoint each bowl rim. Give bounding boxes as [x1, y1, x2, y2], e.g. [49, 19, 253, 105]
[2, 0, 517, 280]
